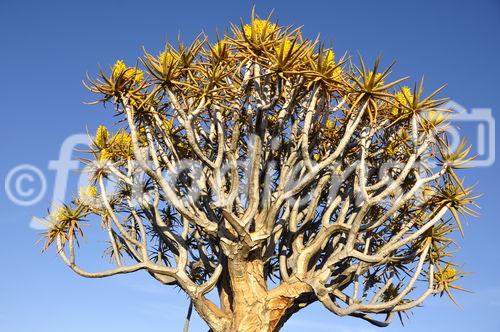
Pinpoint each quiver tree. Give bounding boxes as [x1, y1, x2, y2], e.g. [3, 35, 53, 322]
[42, 12, 478, 332]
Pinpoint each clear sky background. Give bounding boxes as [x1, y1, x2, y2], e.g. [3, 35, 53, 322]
[1, 1, 499, 331]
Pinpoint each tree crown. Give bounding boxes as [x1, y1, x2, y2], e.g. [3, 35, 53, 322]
[42, 11, 478, 331]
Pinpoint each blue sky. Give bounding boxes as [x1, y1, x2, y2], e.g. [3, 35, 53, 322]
[1, 0, 499, 331]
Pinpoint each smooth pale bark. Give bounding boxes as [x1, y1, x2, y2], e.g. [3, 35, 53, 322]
[201, 256, 314, 332]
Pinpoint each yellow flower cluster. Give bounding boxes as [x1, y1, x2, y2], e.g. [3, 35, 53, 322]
[79, 186, 98, 201]
[395, 86, 413, 105]
[112, 60, 127, 77]
[114, 131, 132, 147]
[112, 131, 132, 156]
[323, 49, 342, 80]
[333, 67, 342, 80]
[436, 266, 458, 282]
[210, 40, 230, 62]
[95, 125, 109, 149]
[324, 49, 335, 65]
[112, 60, 143, 84]
[159, 51, 178, 66]
[426, 110, 447, 126]
[94, 126, 132, 161]
[243, 19, 277, 38]
[100, 148, 114, 161]
[275, 38, 299, 55]
[324, 119, 337, 139]
[52, 207, 68, 222]
[367, 71, 384, 86]
[213, 40, 226, 51]
[392, 86, 413, 116]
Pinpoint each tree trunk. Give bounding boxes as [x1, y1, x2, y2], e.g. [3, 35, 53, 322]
[208, 256, 313, 332]
[226, 256, 269, 331]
